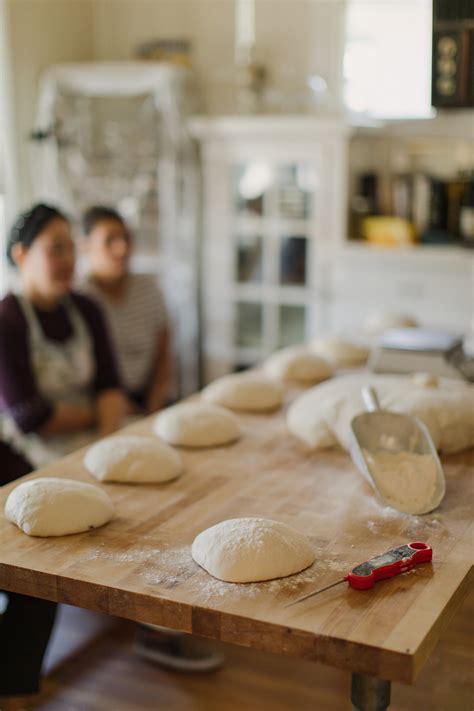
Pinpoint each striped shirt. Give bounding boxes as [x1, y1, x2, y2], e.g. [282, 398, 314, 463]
[82, 274, 168, 395]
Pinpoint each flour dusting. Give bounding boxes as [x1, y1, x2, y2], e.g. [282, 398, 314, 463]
[80, 539, 349, 605]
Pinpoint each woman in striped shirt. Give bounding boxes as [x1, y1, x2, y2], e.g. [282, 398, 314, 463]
[81, 206, 172, 414]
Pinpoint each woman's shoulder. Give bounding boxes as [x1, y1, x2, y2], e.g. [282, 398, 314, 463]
[77, 274, 102, 299]
[0, 292, 24, 328]
[0, 294, 28, 351]
[129, 272, 160, 293]
[70, 290, 106, 323]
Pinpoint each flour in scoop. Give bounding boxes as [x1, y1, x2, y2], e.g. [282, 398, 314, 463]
[362, 449, 439, 515]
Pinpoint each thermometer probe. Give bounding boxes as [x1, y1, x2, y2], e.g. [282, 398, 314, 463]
[286, 542, 432, 607]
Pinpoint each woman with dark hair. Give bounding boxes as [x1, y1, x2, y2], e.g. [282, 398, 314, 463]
[0, 202, 126, 470]
[81, 205, 172, 415]
[0, 441, 57, 709]
[0, 204, 127, 705]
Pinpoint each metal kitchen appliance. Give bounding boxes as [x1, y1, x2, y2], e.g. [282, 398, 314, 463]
[368, 328, 474, 381]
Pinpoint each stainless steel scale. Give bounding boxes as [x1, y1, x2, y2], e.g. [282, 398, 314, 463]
[368, 328, 474, 381]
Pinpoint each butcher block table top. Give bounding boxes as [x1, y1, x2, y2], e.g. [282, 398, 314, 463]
[0, 393, 473, 685]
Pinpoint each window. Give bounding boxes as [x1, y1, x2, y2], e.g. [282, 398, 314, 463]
[344, 0, 433, 119]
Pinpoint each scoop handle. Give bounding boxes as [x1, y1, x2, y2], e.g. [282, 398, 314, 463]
[361, 386, 381, 412]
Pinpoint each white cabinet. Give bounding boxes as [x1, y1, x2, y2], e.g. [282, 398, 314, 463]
[190, 115, 350, 382]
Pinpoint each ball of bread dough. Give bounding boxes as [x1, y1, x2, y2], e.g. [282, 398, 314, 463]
[202, 372, 283, 412]
[287, 373, 474, 454]
[153, 402, 240, 447]
[192, 517, 316, 583]
[263, 346, 333, 385]
[310, 336, 369, 368]
[364, 311, 418, 336]
[5, 477, 114, 537]
[410, 372, 439, 388]
[84, 435, 183, 483]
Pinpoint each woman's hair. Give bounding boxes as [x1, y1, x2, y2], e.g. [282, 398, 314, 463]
[82, 205, 125, 235]
[7, 203, 68, 265]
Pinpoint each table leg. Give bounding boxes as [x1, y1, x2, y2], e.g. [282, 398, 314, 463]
[351, 672, 391, 711]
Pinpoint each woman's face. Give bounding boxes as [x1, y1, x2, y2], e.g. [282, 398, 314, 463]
[15, 218, 75, 300]
[85, 218, 132, 280]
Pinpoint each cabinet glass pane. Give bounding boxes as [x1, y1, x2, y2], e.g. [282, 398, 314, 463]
[233, 162, 273, 217]
[278, 164, 317, 219]
[236, 234, 263, 283]
[236, 302, 263, 348]
[279, 235, 307, 285]
[278, 305, 306, 347]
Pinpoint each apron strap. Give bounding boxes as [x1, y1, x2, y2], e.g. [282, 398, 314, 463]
[14, 293, 44, 346]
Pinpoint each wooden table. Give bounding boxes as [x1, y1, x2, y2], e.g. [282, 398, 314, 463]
[1, 395, 473, 710]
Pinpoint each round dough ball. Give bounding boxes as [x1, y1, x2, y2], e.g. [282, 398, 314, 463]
[263, 346, 333, 385]
[410, 372, 439, 389]
[310, 336, 369, 368]
[202, 372, 282, 412]
[5, 477, 114, 537]
[84, 435, 183, 484]
[364, 311, 418, 336]
[153, 402, 240, 447]
[286, 373, 474, 454]
[192, 517, 316, 583]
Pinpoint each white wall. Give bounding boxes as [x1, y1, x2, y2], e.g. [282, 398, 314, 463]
[0, 0, 18, 217]
[92, 0, 236, 113]
[91, 0, 346, 113]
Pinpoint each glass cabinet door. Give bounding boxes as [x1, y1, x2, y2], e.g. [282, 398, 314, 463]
[279, 235, 308, 285]
[233, 161, 273, 217]
[278, 304, 306, 348]
[236, 233, 263, 283]
[231, 158, 317, 361]
[277, 164, 317, 220]
[236, 302, 263, 348]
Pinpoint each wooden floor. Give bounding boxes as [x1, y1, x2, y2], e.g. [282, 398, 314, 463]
[29, 588, 474, 711]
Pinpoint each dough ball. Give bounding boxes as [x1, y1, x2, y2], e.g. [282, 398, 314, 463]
[153, 402, 240, 447]
[5, 477, 114, 537]
[310, 336, 369, 368]
[364, 311, 418, 336]
[410, 372, 439, 388]
[192, 517, 315, 583]
[84, 435, 183, 484]
[202, 372, 283, 412]
[263, 346, 333, 385]
[287, 373, 474, 454]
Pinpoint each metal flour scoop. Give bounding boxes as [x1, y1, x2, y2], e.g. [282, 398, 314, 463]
[350, 386, 446, 515]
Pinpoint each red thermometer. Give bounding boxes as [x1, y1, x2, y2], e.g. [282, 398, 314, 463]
[286, 542, 432, 606]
